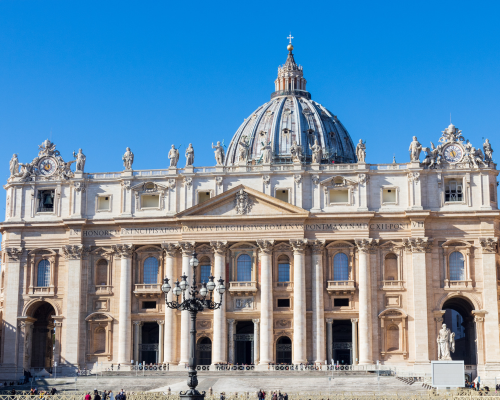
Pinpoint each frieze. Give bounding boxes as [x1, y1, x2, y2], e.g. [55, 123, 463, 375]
[235, 297, 254, 310]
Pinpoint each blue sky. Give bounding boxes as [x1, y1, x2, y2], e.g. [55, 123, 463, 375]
[0, 1, 499, 217]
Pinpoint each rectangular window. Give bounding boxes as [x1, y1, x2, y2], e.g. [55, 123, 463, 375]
[200, 265, 211, 283]
[142, 301, 157, 309]
[37, 190, 55, 212]
[97, 196, 110, 211]
[276, 189, 289, 203]
[141, 194, 160, 208]
[330, 189, 349, 203]
[198, 192, 211, 205]
[278, 263, 290, 282]
[445, 180, 463, 202]
[334, 298, 349, 307]
[382, 188, 397, 203]
[277, 298, 290, 308]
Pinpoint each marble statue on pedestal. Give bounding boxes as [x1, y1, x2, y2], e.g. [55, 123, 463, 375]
[9, 154, 19, 178]
[122, 147, 134, 170]
[290, 140, 303, 162]
[185, 143, 195, 166]
[238, 136, 249, 163]
[437, 323, 455, 360]
[212, 141, 225, 166]
[73, 149, 86, 172]
[356, 139, 366, 163]
[309, 139, 322, 163]
[261, 142, 272, 164]
[168, 145, 179, 167]
[484, 139, 493, 162]
[409, 136, 422, 162]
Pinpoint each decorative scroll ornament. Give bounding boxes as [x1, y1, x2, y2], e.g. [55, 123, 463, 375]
[355, 238, 379, 253]
[215, 176, 223, 187]
[73, 181, 86, 192]
[256, 239, 275, 254]
[183, 177, 193, 188]
[407, 172, 420, 182]
[403, 237, 432, 253]
[358, 174, 369, 184]
[479, 237, 498, 253]
[235, 189, 252, 215]
[161, 243, 179, 257]
[62, 244, 91, 260]
[263, 175, 270, 187]
[309, 239, 325, 255]
[210, 241, 228, 255]
[294, 174, 302, 185]
[312, 175, 320, 186]
[5, 247, 24, 261]
[121, 180, 131, 190]
[289, 239, 308, 253]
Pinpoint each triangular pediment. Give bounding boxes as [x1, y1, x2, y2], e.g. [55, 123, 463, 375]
[176, 185, 309, 218]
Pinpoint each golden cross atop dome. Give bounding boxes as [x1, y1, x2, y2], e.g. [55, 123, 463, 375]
[287, 33, 294, 44]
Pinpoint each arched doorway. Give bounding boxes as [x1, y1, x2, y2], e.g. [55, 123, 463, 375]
[442, 297, 476, 365]
[196, 337, 212, 365]
[235, 321, 254, 364]
[276, 336, 292, 364]
[31, 302, 56, 369]
[140, 322, 159, 364]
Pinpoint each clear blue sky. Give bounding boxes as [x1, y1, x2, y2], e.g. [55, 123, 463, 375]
[1, 1, 499, 217]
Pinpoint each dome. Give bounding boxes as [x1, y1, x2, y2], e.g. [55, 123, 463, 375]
[224, 43, 357, 166]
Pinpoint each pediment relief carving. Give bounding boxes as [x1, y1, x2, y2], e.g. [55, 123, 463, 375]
[320, 175, 357, 189]
[326, 240, 355, 249]
[274, 242, 292, 251]
[441, 239, 472, 248]
[131, 181, 170, 193]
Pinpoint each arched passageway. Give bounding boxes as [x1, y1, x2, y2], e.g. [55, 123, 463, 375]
[196, 337, 212, 365]
[276, 336, 292, 364]
[442, 297, 477, 365]
[31, 302, 56, 369]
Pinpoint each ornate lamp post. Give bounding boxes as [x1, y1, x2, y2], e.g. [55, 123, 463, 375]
[162, 251, 225, 400]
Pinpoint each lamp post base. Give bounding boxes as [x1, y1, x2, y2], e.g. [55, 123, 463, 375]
[180, 390, 205, 400]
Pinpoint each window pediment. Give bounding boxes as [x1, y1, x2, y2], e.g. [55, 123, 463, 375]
[320, 175, 357, 189]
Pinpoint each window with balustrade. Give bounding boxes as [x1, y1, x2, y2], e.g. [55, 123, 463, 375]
[237, 254, 252, 281]
[37, 259, 50, 287]
[143, 257, 159, 284]
[96, 259, 108, 286]
[333, 253, 349, 281]
[278, 255, 290, 282]
[449, 251, 465, 281]
[200, 258, 211, 283]
[384, 253, 398, 281]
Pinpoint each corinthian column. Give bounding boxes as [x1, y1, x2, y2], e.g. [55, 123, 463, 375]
[114, 244, 134, 364]
[310, 240, 325, 364]
[290, 239, 308, 364]
[256, 239, 274, 365]
[178, 242, 195, 364]
[253, 319, 260, 364]
[162, 243, 179, 364]
[355, 239, 376, 364]
[211, 241, 228, 364]
[227, 319, 236, 364]
[62, 244, 90, 368]
[404, 237, 431, 364]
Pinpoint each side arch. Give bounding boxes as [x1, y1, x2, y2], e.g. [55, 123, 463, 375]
[23, 298, 61, 317]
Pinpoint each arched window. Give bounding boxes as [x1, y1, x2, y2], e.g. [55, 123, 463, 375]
[96, 259, 108, 286]
[199, 257, 211, 283]
[384, 253, 398, 281]
[333, 253, 349, 281]
[278, 255, 290, 282]
[387, 325, 399, 351]
[94, 327, 106, 354]
[276, 336, 292, 364]
[143, 257, 159, 284]
[237, 254, 252, 281]
[37, 259, 50, 287]
[449, 251, 465, 281]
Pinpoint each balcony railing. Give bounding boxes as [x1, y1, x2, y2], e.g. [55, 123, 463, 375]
[327, 280, 356, 293]
[228, 281, 258, 294]
[92, 285, 113, 295]
[381, 280, 405, 290]
[275, 282, 293, 290]
[134, 283, 162, 297]
[30, 286, 55, 296]
[444, 280, 472, 290]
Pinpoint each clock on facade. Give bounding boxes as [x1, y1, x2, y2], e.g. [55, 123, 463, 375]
[443, 144, 464, 163]
[38, 157, 58, 176]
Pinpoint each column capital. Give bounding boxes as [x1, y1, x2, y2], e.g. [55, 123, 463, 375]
[210, 241, 228, 255]
[403, 237, 432, 253]
[256, 239, 275, 254]
[162, 242, 179, 257]
[5, 247, 24, 261]
[326, 318, 333, 324]
[61, 244, 91, 260]
[179, 241, 196, 255]
[289, 239, 308, 254]
[227, 318, 235, 325]
[157, 320, 165, 325]
[351, 318, 359, 324]
[479, 237, 498, 254]
[133, 321, 143, 326]
[355, 238, 379, 253]
[309, 239, 325, 255]
[252, 318, 260, 324]
[111, 244, 134, 259]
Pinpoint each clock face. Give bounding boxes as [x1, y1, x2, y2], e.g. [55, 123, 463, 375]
[443, 144, 464, 163]
[38, 157, 58, 176]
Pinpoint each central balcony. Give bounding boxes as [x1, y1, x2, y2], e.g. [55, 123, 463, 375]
[327, 280, 356, 294]
[228, 281, 258, 295]
[134, 283, 162, 298]
[29, 286, 55, 297]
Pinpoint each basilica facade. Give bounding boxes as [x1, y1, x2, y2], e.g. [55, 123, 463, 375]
[1, 43, 499, 381]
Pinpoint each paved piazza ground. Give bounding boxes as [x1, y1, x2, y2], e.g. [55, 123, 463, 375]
[2, 372, 430, 395]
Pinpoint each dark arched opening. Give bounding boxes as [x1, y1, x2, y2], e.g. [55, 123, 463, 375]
[276, 336, 292, 364]
[196, 337, 212, 365]
[140, 322, 159, 364]
[442, 297, 476, 365]
[31, 302, 56, 369]
[235, 321, 254, 364]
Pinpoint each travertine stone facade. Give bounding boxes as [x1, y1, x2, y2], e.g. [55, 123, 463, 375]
[1, 43, 499, 381]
